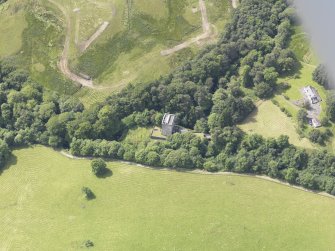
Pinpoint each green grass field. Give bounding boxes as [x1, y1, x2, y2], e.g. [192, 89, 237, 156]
[239, 100, 315, 149]
[0, 0, 231, 106]
[72, 0, 231, 87]
[240, 24, 333, 150]
[0, 0, 27, 58]
[289, 25, 319, 66]
[0, 146, 334, 250]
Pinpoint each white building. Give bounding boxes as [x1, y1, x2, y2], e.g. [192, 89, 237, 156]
[303, 86, 321, 104]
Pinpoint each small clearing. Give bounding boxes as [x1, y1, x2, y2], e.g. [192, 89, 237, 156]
[239, 100, 315, 149]
[161, 0, 212, 56]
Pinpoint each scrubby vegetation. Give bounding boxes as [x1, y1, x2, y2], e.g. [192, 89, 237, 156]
[313, 64, 330, 88]
[82, 186, 95, 200]
[0, 0, 335, 194]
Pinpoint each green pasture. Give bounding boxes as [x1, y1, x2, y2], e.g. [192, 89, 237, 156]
[0, 146, 334, 250]
[275, 63, 327, 119]
[0, 0, 231, 103]
[0, 0, 27, 58]
[121, 127, 151, 143]
[241, 25, 332, 150]
[239, 100, 315, 149]
[289, 25, 319, 66]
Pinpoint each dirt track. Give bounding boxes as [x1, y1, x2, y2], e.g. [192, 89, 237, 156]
[48, 0, 94, 88]
[161, 0, 212, 56]
[80, 21, 109, 52]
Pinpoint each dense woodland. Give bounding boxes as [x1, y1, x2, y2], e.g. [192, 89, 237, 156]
[0, 0, 335, 194]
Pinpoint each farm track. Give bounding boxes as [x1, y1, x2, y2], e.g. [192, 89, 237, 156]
[80, 21, 109, 52]
[160, 0, 212, 56]
[47, 0, 94, 88]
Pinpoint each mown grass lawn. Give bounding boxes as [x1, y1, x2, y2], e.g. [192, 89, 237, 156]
[0, 146, 334, 250]
[239, 100, 314, 149]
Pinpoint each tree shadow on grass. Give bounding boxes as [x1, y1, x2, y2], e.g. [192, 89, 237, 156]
[86, 193, 96, 200]
[0, 154, 17, 176]
[97, 168, 113, 179]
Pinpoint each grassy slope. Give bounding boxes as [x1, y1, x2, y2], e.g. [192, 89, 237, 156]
[73, 0, 203, 84]
[0, 1, 27, 57]
[239, 100, 314, 149]
[0, 146, 334, 250]
[289, 26, 319, 66]
[69, 0, 230, 105]
[0, 0, 231, 106]
[240, 25, 332, 150]
[277, 25, 323, 115]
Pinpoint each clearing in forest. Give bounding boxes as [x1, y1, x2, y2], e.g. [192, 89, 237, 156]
[239, 100, 315, 149]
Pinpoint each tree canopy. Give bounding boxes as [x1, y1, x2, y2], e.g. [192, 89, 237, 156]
[0, 0, 334, 194]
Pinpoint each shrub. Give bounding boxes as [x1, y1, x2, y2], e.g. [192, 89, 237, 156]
[83, 240, 94, 248]
[297, 109, 308, 128]
[271, 99, 279, 106]
[82, 187, 95, 200]
[321, 117, 330, 127]
[91, 158, 108, 177]
[204, 160, 219, 172]
[313, 64, 329, 88]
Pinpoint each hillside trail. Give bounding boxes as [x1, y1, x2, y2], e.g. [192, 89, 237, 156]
[47, 0, 94, 88]
[47, 1, 130, 91]
[161, 0, 212, 56]
[80, 21, 109, 52]
[59, 150, 334, 200]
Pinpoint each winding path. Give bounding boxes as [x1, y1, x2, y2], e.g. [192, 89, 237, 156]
[161, 0, 212, 56]
[48, 0, 94, 88]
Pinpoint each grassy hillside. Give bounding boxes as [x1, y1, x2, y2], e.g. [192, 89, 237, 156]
[0, 146, 334, 250]
[289, 26, 319, 66]
[239, 24, 334, 150]
[0, 1, 27, 58]
[0, 0, 231, 105]
[72, 0, 230, 85]
[239, 100, 315, 149]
